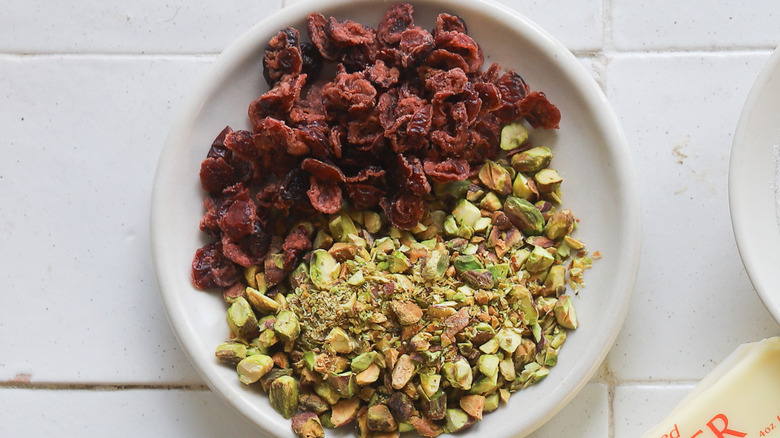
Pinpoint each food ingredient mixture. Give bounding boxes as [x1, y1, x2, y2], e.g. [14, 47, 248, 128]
[191, 3, 594, 437]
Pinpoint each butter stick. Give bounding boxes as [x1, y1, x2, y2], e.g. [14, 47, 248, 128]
[642, 337, 780, 438]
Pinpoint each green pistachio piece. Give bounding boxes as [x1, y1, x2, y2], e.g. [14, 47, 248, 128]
[461, 269, 495, 289]
[465, 183, 485, 203]
[512, 172, 536, 200]
[419, 372, 442, 398]
[452, 199, 482, 228]
[421, 245, 449, 282]
[479, 337, 500, 354]
[434, 180, 471, 204]
[328, 372, 358, 398]
[479, 191, 503, 212]
[288, 262, 309, 289]
[326, 327, 358, 354]
[487, 263, 510, 282]
[442, 357, 472, 390]
[554, 295, 579, 329]
[313, 229, 334, 250]
[314, 381, 341, 405]
[483, 392, 500, 413]
[350, 352, 375, 373]
[226, 297, 259, 340]
[363, 211, 382, 234]
[477, 354, 500, 379]
[215, 341, 247, 366]
[291, 412, 325, 438]
[469, 373, 498, 395]
[478, 160, 512, 195]
[500, 121, 529, 151]
[243, 265, 261, 289]
[453, 255, 484, 273]
[419, 389, 447, 421]
[444, 408, 471, 433]
[499, 356, 516, 381]
[236, 354, 273, 385]
[274, 310, 301, 343]
[443, 215, 459, 236]
[544, 209, 576, 240]
[367, 404, 398, 432]
[329, 212, 359, 243]
[525, 245, 555, 273]
[511, 146, 553, 173]
[269, 375, 299, 419]
[495, 327, 523, 354]
[534, 168, 563, 193]
[503, 197, 545, 236]
[544, 265, 567, 296]
[309, 249, 340, 289]
[387, 250, 412, 273]
[509, 285, 538, 325]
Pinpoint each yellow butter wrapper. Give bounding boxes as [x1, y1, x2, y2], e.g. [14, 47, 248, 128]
[642, 337, 780, 438]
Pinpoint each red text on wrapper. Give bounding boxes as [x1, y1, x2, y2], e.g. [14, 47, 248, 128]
[658, 414, 747, 438]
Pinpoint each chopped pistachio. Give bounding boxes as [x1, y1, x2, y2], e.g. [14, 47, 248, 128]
[442, 357, 472, 390]
[291, 412, 325, 438]
[534, 168, 563, 193]
[236, 354, 273, 385]
[329, 212, 359, 242]
[314, 381, 341, 405]
[387, 250, 412, 273]
[554, 295, 579, 329]
[525, 245, 555, 273]
[544, 265, 567, 296]
[330, 398, 361, 427]
[244, 265, 261, 289]
[245, 287, 280, 315]
[274, 310, 301, 343]
[452, 199, 482, 228]
[477, 354, 500, 379]
[504, 197, 545, 236]
[500, 121, 529, 151]
[544, 209, 576, 240]
[367, 404, 398, 432]
[391, 300, 423, 325]
[419, 372, 442, 398]
[512, 172, 536, 200]
[269, 376, 299, 419]
[392, 354, 417, 390]
[510, 146, 553, 173]
[308, 249, 340, 289]
[215, 341, 247, 366]
[459, 394, 486, 421]
[483, 393, 500, 413]
[226, 297, 259, 340]
[444, 408, 471, 433]
[326, 327, 358, 354]
[478, 160, 512, 195]
[356, 363, 381, 385]
[328, 372, 358, 398]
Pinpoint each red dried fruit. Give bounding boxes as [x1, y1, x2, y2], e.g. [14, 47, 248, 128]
[434, 13, 467, 36]
[345, 183, 385, 210]
[423, 158, 470, 183]
[381, 191, 425, 230]
[519, 91, 561, 129]
[192, 242, 241, 289]
[327, 17, 375, 47]
[434, 31, 483, 73]
[307, 176, 343, 214]
[307, 12, 342, 61]
[396, 154, 431, 195]
[263, 28, 303, 87]
[378, 2, 414, 45]
[301, 158, 346, 183]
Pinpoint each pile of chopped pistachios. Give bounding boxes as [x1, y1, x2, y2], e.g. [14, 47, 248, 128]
[214, 122, 596, 438]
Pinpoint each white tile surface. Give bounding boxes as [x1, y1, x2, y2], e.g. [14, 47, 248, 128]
[614, 383, 694, 437]
[605, 51, 780, 382]
[0, 388, 261, 437]
[529, 383, 609, 438]
[0, 0, 282, 54]
[0, 55, 213, 383]
[611, 1, 780, 50]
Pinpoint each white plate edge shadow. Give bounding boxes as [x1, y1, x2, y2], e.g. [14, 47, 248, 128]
[729, 45, 780, 326]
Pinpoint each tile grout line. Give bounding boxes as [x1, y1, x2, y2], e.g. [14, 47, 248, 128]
[0, 381, 209, 391]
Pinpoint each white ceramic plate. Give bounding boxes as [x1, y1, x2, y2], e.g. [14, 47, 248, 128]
[151, 1, 641, 436]
[730, 46, 780, 324]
